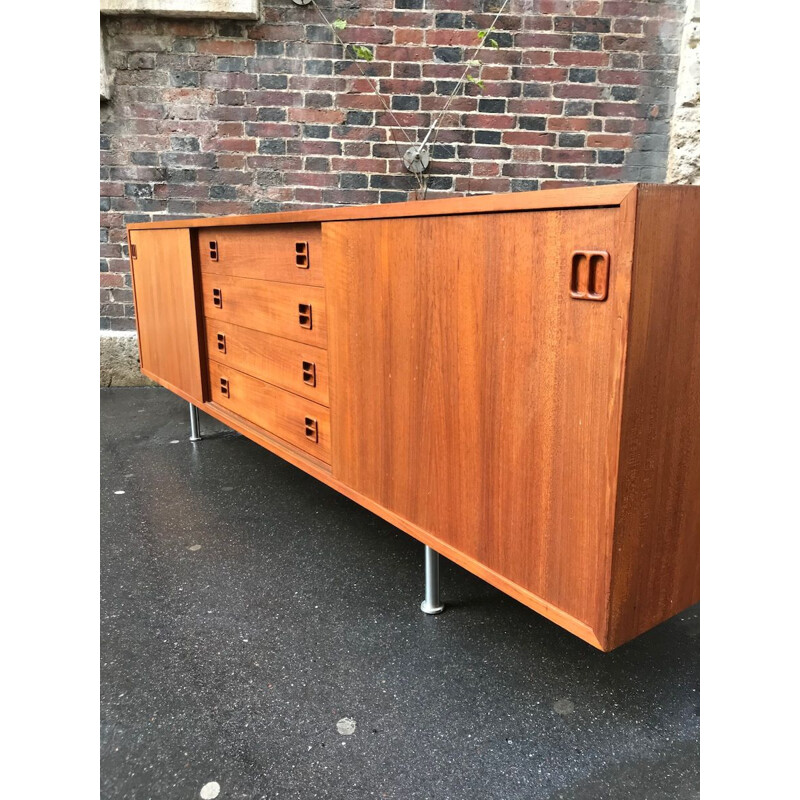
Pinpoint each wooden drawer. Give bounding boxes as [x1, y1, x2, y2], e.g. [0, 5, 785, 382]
[197, 225, 324, 286]
[209, 361, 331, 463]
[201, 274, 327, 348]
[206, 320, 330, 405]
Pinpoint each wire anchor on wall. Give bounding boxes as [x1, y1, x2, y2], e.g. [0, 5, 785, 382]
[402, 145, 430, 175]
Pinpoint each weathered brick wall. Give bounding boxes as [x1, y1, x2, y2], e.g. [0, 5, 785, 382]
[100, 0, 687, 330]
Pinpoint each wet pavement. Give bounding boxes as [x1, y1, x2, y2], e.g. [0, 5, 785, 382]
[101, 387, 700, 800]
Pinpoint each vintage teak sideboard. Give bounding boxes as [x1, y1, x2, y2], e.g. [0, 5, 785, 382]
[127, 183, 699, 652]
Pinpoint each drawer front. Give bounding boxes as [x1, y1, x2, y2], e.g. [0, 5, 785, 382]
[209, 361, 331, 463]
[201, 274, 327, 348]
[198, 225, 324, 286]
[206, 320, 330, 405]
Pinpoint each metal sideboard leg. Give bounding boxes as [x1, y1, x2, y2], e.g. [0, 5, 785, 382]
[188, 403, 202, 442]
[420, 545, 445, 615]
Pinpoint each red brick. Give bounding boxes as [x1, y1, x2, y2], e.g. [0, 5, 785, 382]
[597, 69, 644, 85]
[482, 66, 513, 81]
[541, 148, 596, 163]
[287, 140, 342, 156]
[374, 11, 432, 27]
[453, 177, 512, 193]
[196, 39, 256, 56]
[217, 122, 244, 137]
[207, 138, 257, 153]
[523, 16, 556, 31]
[217, 154, 246, 169]
[288, 108, 346, 124]
[503, 162, 556, 178]
[594, 101, 643, 117]
[336, 94, 385, 111]
[244, 123, 299, 138]
[100, 273, 125, 288]
[375, 111, 430, 127]
[283, 172, 339, 188]
[420, 96, 478, 113]
[515, 33, 571, 48]
[613, 19, 643, 34]
[395, 28, 424, 45]
[547, 117, 603, 131]
[342, 142, 373, 157]
[507, 98, 564, 115]
[586, 165, 625, 180]
[375, 46, 431, 62]
[461, 114, 516, 130]
[540, 179, 591, 189]
[537, 0, 571, 13]
[553, 51, 609, 67]
[586, 133, 633, 148]
[294, 187, 325, 204]
[378, 79, 435, 94]
[331, 158, 388, 173]
[247, 24, 304, 41]
[345, 26, 394, 45]
[426, 30, 484, 46]
[602, 36, 649, 52]
[604, 118, 634, 133]
[100, 182, 124, 197]
[170, 20, 214, 37]
[503, 131, 555, 146]
[422, 64, 464, 79]
[472, 161, 501, 176]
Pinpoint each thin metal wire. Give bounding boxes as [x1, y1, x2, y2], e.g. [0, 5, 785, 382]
[308, 0, 512, 198]
[310, 1, 424, 192]
[423, 0, 512, 153]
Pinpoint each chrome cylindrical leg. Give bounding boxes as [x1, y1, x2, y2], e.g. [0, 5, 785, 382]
[188, 403, 202, 442]
[420, 545, 444, 615]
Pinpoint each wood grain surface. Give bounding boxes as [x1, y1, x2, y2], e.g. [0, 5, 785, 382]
[205, 320, 330, 405]
[200, 274, 328, 348]
[127, 183, 636, 231]
[197, 224, 324, 287]
[128, 228, 204, 403]
[208, 360, 331, 463]
[325, 208, 632, 634]
[604, 184, 700, 650]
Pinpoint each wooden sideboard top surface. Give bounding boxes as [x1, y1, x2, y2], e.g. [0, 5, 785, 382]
[127, 182, 638, 230]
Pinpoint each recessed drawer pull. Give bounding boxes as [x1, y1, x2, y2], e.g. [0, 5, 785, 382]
[295, 241, 309, 269]
[209, 240, 219, 261]
[212, 288, 223, 308]
[304, 416, 318, 442]
[216, 332, 226, 353]
[302, 361, 316, 387]
[570, 250, 609, 301]
[219, 377, 230, 397]
[298, 303, 312, 329]
[130, 243, 137, 259]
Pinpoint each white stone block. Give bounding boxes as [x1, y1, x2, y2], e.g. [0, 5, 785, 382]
[99, 1, 260, 19]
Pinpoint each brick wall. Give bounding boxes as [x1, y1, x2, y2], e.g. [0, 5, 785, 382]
[100, 0, 687, 331]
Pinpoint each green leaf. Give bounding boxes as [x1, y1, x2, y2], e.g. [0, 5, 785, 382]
[352, 45, 374, 62]
[466, 74, 485, 91]
[332, 19, 347, 31]
[477, 30, 487, 40]
[489, 37, 499, 49]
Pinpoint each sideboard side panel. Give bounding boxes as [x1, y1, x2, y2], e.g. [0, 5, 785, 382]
[128, 228, 204, 404]
[325, 209, 631, 632]
[606, 185, 700, 650]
